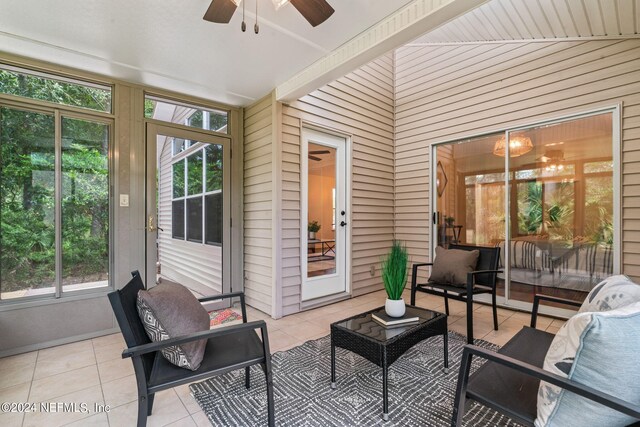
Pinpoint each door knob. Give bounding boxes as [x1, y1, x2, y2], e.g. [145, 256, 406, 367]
[340, 221, 347, 227]
[147, 216, 157, 232]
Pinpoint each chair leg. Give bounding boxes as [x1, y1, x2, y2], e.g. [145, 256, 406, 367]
[492, 290, 498, 331]
[444, 291, 450, 316]
[137, 395, 149, 427]
[264, 363, 275, 427]
[245, 366, 251, 389]
[466, 296, 474, 344]
[147, 393, 155, 416]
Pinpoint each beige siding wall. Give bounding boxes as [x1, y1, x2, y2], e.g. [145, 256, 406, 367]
[243, 95, 274, 314]
[280, 54, 395, 315]
[394, 39, 640, 281]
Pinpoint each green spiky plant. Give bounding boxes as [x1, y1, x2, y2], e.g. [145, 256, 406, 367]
[381, 241, 409, 300]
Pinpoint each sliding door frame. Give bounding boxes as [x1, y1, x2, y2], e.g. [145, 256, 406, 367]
[430, 105, 621, 318]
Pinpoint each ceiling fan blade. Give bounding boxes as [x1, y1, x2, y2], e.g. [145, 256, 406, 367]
[309, 150, 330, 155]
[290, 0, 335, 27]
[309, 155, 322, 161]
[203, 0, 238, 24]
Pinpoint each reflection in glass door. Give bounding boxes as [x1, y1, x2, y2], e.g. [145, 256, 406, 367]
[433, 111, 617, 312]
[301, 128, 348, 301]
[146, 124, 230, 303]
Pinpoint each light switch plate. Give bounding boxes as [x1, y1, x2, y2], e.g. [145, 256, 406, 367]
[119, 194, 129, 207]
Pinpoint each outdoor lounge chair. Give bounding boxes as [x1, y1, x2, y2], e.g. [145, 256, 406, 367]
[108, 271, 275, 427]
[410, 244, 501, 344]
[451, 294, 640, 426]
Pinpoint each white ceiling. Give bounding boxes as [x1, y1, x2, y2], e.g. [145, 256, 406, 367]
[413, 0, 640, 43]
[0, 0, 414, 106]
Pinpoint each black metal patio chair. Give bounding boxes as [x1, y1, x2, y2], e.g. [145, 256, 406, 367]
[108, 271, 275, 427]
[410, 244, 501, 343]
[451, 294, 640, 426]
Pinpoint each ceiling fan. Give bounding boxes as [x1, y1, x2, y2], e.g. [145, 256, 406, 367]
[204, 0, 335, 31]
[308, 149, 330, 161]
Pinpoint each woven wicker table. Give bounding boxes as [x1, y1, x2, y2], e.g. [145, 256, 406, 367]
[330, 305, 448, 421]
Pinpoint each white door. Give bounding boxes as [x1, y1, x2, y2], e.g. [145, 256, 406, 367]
[145, 123, 231, 307]
[301, 128, 349, 301]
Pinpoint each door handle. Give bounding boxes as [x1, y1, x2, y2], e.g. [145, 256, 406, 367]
[340, 221, 347, 227]
[146, 216, 164, 232]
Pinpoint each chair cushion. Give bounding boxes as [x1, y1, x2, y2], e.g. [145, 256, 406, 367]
[137, 281, 209, 371]
[535, 301, 640, 427]
[578, 274, 640, 313]
[429, 246, 479, 287]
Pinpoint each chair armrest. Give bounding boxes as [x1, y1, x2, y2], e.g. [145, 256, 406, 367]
[452, 345, 640, 426]
[411, 262, 434, 289]
[531, 294, 580, 328]
[412, 262, 434, 269]
[198, 291, 244, 303]
[122, 320, 267, 358]
[198, 291, 248, 324]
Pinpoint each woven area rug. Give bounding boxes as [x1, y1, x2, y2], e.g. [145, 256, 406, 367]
[190, 332, 522, 426]
[208, 308, 243, 327]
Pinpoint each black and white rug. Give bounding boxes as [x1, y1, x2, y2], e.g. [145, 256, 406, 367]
[190, 332, 521, 426]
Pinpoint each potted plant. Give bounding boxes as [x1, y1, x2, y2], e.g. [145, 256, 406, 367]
[444, 215, 455, 227]
[308, 220, 321, 240]
[381, 240, 409, 317]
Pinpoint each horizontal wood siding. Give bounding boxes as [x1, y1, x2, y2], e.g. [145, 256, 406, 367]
[280, 54, 395, 315]
[394, 39, 640, 282]
[244, 95, 273, 315]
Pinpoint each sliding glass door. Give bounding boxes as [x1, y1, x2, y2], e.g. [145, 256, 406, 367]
[433, 110, 618, 312]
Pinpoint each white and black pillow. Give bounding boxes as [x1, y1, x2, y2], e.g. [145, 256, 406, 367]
[578, 274, 640, 313]
[136, 282, 210, 371]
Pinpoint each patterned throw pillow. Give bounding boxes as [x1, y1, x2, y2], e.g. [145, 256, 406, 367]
[535, 300, 640, 426]
[578, 274, 640, 313]
[136, 282, 210, 371]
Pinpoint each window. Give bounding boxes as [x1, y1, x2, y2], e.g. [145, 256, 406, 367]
[0, 64, 112, 113]
[0, 66, 112, 301]
[171, 144, 223, 245]
[144, 95, 228, 134]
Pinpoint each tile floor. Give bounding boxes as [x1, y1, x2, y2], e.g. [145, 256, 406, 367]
[0, 289, 563, 427]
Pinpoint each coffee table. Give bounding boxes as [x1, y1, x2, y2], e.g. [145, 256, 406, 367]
[330, 305, 448, 421]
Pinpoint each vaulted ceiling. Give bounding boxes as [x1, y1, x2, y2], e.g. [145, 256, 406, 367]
[413, 0, 640, 44]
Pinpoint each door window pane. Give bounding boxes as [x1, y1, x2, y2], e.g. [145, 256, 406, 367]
[186, 197, 203, 243]
[307, 143, 337, 278]
[0, 108, 56, 299]
[435, 112, 615, 306]
[61, 117, 109, 293]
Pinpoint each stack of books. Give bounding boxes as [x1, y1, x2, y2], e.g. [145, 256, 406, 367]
[371, 311, 419, 328]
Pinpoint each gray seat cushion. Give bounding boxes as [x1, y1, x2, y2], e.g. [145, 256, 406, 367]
[137, 281, 210, 371]
[468, 327, 556, 426]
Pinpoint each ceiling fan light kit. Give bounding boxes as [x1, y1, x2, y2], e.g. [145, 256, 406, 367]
[203, 0, 334, 33]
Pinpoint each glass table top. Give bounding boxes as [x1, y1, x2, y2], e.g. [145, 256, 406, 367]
[331, 306, 445, 344]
